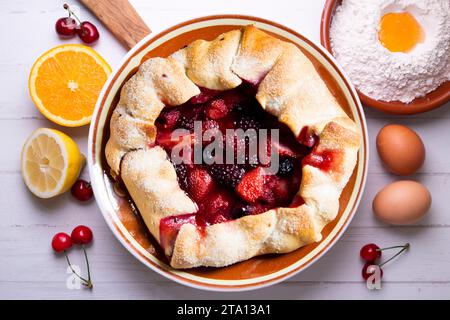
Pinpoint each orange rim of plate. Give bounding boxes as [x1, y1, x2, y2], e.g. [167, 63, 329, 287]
[320, 0, 450, 115]
[88, 15, 369, 291]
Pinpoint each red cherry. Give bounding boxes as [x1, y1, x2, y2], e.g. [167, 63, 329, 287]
[360, 243, 381, 262]
[362, 262, 383, 280]
[52, 232, 72, 252]
[55, 17, 78, 37]
[77, 21, 99, 44]
[71, 225, 93, 245]
[71, 179, 93, 201]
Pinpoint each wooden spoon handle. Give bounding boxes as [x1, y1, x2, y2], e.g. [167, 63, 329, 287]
[79, 0, 151, 49]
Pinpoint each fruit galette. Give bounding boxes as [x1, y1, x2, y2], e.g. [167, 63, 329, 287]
[105, 26, 360, 269]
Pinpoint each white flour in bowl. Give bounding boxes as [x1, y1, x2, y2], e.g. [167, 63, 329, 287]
[330, 0, 450, 103]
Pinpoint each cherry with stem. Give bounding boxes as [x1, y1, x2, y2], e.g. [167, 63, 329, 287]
[63, 3, 99, 44]
[362, 243, 410, 280]
[52, 229, 94, 289]
[64, 250, 93, 288]
[379, 243, 410, 268]
[71, 225, 94, 288]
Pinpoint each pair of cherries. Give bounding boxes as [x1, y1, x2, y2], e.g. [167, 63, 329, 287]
[360, 243, 410, 280]
[55, 4, 99, 44]
[52, 225, 94, 288]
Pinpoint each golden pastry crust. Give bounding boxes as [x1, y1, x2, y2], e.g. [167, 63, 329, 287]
[105, 25, 361, 269]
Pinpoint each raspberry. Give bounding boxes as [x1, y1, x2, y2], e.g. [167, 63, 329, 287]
[197, 191, 234, 226]
[207, 163, 246, 188]
[202, 119, 219, 132]
[206, 99, 231, 120]
[159, 109, 180, 130]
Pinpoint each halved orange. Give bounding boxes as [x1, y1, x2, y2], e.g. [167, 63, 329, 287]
[29, 44, 111, 127]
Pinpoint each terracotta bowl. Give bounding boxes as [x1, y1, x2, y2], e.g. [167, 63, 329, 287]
[320, 0, 450, 115]
[88, 15, 368, 291]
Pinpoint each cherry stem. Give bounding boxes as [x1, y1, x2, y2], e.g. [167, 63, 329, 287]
[64, 250, 93, 289]
[63, 3, 82, 24]
[376, 245, 407, 252]
[82, 244, 93, 288]
[379, 243, 410, 267]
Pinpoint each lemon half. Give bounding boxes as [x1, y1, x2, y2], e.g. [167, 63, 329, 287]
[21, 128, 85, 198]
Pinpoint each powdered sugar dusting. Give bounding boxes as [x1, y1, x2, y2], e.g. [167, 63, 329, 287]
[330, 0, 450, 103]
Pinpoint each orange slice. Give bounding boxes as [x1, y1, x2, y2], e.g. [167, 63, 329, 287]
[29, 44, 111, 127]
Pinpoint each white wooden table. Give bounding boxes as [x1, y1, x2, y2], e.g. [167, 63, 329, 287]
[1, 0, 449, 299]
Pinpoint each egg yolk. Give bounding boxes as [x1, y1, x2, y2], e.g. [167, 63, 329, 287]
[378, 12, 424, 53]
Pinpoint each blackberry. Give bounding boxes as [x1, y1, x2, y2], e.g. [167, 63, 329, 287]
[277, 157, 295, 177]
[231, 203, 253, 219]
[177, 115, 196, 131]
[233, 115, 262, 131]
[177, 106, 204, 131]
[174, 164, 189, 191]
[206, 164, 246, 188]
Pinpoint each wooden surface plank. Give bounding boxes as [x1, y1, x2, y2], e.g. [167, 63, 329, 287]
[1, 225, 450, 283]
[0, 0, 449, 299]
[2, 172, 450, 227]
[2, 281, 450, 300]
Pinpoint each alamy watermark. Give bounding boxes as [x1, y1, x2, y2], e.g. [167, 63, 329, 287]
[168, 121, 281, 173]
[365, 264, 382, 290]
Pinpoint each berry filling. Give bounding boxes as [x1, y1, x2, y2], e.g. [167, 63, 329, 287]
[302, 149, 337, 172]
[154, 84, 333, 251]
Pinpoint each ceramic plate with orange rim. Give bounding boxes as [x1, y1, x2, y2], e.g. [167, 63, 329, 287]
[88, 15, 368, 291]
[320, 0, 450, 115]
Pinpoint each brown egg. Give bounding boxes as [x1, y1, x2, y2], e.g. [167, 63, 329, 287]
[373, 180, 431, 225]
[376, 124, 425, 175]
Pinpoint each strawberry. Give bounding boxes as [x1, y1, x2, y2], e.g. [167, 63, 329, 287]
[159, 213, 196, 252]
[271, 140, 297, 157]
[259, 175, 292, 206]
[236, 167, 266, 203]
[201, 191, 233, 225]
[156, 132, 195, 149]
[187, 168, 214, 201]
[269, 176, 290, 203]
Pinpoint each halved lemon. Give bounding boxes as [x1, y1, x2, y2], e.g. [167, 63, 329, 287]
[29, 44, 111, 127]
[21, 128, 85, 198]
